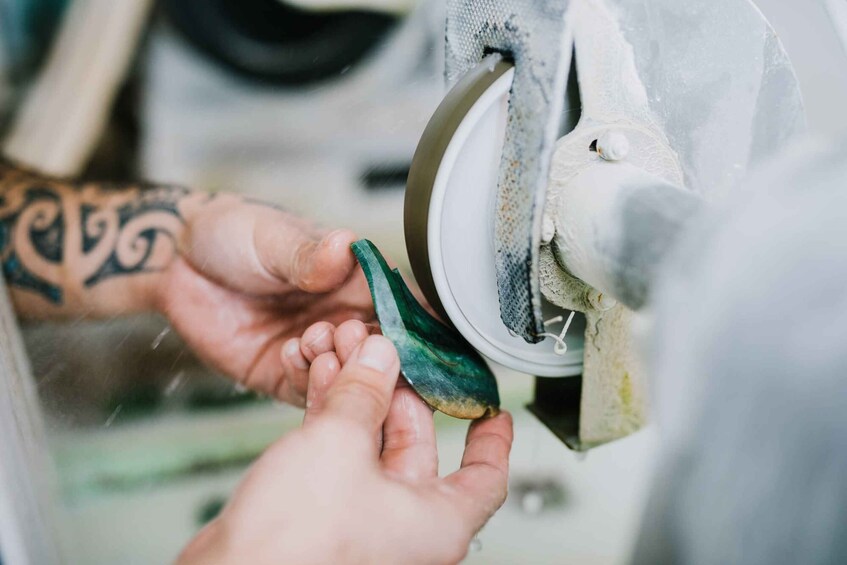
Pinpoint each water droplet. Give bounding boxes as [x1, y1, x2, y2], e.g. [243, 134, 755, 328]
[521, 491, 545, 515]
[574, 451, 588, 462]
[152, 326, 171, 350]
[469, 535, 483, 553]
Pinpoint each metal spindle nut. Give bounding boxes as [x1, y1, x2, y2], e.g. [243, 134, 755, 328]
[597, 131, 630, 162]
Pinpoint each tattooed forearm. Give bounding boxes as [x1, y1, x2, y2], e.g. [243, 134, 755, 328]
[0, 158, 206, 313]
[81, 185, 191, 287]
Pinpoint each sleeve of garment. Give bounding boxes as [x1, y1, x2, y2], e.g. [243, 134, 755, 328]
[632, 137, 847, 565]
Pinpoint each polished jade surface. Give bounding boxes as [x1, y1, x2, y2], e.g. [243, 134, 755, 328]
[352, 240, 500, 419]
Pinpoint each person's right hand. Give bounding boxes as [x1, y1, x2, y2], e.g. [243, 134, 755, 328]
[178, 322, 514, 565]
[156, 196, 375, 406]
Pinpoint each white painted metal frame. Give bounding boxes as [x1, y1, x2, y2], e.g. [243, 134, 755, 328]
[0, 278, 63, 565]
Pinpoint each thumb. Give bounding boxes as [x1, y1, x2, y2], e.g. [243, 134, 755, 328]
[309, 336, 401, 450]
[444, 412, 514, 534]
[254, 219, 359, 293]
[180, 197, 357, 295]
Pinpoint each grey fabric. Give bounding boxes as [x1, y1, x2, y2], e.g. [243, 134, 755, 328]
[445, 0, 572, 342]
[633, 137, 847, 565]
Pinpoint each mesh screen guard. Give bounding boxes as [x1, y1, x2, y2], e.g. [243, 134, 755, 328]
[445, 0, 573, 343]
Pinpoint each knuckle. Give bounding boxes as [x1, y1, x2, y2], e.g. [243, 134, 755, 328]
[473, 460, 510, 489]
[467, 434, 511, 463]
[330, 373, 390, 414]
[382, 426, 418, 451]
[291, 240, 316, 284]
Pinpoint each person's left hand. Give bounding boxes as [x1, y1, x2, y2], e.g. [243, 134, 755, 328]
[177, 325, 514, 565]
[155, 195, 374, 405]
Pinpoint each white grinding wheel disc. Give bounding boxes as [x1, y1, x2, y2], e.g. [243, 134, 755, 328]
[405, 56, 584, 377]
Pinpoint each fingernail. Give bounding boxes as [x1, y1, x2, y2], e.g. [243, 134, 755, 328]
[357, 336, 396, 373]
[284, 340, 309, 370]
[324, 229, 355, 251]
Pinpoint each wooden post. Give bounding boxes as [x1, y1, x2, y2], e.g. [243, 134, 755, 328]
[1, 0, 154, 176]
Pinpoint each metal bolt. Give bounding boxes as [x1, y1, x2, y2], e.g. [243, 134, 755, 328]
[597, 131, 630, 162]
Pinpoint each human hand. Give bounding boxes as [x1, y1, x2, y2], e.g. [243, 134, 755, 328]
[177, 324, 514, 565]
[0, 161, 376, 405]
[156, 195, 374, 405]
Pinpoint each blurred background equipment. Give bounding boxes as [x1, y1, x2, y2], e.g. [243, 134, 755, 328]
[1, 0, 153, 175]
[142, 0, 442, 262]
[162, 0, 402, 85]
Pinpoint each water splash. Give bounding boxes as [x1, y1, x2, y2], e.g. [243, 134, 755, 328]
[151, 326, 171, 350]
[103, 404, 123, 428]
[165, 371, 186, 396]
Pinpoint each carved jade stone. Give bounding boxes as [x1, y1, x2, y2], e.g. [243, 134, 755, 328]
[352, 240, 499, 419]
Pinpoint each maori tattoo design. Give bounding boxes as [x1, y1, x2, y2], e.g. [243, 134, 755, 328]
[0, 160, 200, 304]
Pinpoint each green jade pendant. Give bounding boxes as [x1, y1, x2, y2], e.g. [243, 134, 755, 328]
[352, 240, 500, 420]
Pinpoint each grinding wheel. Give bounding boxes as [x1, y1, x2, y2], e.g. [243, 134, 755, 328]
[405, 55, 584, 378]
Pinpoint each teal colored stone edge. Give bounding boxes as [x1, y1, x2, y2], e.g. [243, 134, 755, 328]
[352, 240, 499, 419]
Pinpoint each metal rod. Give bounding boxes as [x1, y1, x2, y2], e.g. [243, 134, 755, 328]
[552, 162, 703, 310]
